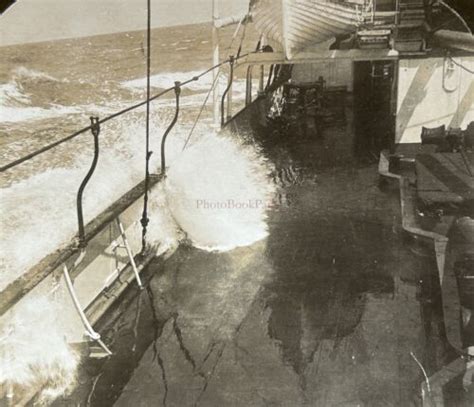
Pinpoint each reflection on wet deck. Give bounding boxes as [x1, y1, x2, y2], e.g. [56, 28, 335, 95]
[55, 97, 471, 406]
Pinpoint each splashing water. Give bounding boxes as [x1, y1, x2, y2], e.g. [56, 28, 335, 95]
[1, 114, 275, 290]
[0, 296, 80, 404]
[0, 60, 274, 401]
[165, 131, 275, 251]
[0, 110, 179, 291]
[0, 124, 275, 403]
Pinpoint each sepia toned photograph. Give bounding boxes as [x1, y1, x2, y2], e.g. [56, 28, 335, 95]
[0, 0, 473, 405]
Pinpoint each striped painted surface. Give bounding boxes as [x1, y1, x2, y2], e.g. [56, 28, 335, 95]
[416, 152, 474, 206]
[396, 57, 474, 144]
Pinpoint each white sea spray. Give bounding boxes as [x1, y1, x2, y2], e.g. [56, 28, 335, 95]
[0, 296, 80, 404]
[0, 54, 274, 403]
[165, 131, 275, 251]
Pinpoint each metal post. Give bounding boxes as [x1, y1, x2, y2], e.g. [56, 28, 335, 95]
[77, 117, 100, 248]
[212, 0, 220, 127]
[258, 35, 266, 95]
[161, 82, 181, 174]
[221, 57, 234, 127]
[226, 61, 233, 121]
[395, 0, 400, 26]
[246, 66, 253, 106]
[141, 0, 152, 253]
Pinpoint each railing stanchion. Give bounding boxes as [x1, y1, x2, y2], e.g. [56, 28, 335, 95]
[161, 82, 181, 175]
[77, 117, 100, 248]
[221, 56, 235, 127]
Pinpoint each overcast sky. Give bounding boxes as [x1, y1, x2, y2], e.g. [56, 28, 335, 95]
[0, 0, 249, 46]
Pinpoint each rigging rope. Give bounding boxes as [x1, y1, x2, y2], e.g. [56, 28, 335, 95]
[182, 70, 221, 151]
[236, 15, 248, 58]
[183, 13, 256, 151]
[140, 0, 153, 252]
[236, 2, 254, 58]
[225, 15, 245, 54]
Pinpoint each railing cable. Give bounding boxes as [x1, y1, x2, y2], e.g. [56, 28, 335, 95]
[448, 55, 474, 74]
[182, 70, 221, 151]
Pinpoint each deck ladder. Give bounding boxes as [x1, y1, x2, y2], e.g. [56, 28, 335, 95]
[113, 217, 143, 289]
[62, 251, 113, 356]
[62, 216, 144, 357]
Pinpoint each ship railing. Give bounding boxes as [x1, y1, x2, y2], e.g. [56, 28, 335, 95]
[0, 51, 257, 321]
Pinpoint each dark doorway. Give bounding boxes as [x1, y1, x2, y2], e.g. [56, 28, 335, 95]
[353, 60, 396, 160]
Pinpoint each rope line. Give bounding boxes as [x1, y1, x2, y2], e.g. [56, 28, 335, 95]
[182, 70, 221, 151]
[236, 1, 254, 58]
[448, 55, 474, 74]
[140, 0, 153, 252]
[225, 16, 245, 54]
[236, 14, 248, 58]
[0, 52, 255, 173]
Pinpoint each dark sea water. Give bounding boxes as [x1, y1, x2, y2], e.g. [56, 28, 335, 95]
[0, 22, 261, 291]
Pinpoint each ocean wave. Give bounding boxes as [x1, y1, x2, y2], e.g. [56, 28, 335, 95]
[13, 66, 59, 82]
[0, 102, 120, 124]
[0, 67, 59, 111]
[121, 70, 221, 92]
[121, 70, 253, 106]
[0, 105, 82, 124]
[1, 66, 61, 103]
[1, 65, 254, 125]
[0, 81, 31, 107]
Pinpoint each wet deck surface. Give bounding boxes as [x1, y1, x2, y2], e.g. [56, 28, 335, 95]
[56, 98, 472, 406]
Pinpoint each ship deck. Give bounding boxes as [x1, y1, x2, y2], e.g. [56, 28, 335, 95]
[53, 96, 473, 406]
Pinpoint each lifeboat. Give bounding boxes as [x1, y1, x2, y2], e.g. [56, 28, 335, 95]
[250, 0, 373, 58]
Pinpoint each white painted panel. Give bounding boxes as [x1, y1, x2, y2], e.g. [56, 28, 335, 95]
[396, 56, 474, 144]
